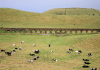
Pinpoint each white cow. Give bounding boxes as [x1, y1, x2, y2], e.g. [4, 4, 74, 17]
[53, 59, 57, 61]
[19, 47, 23, 50]
[33, 44, 36, 47]
[21, 41, 24, 43]
[29, 59, 33, 62]
[51, 50, 54, 52]
[12, 44, 15, 46]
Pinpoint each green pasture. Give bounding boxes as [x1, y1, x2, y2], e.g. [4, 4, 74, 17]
[43, 8, 100, 15]
[0, 34, 100, 70]
[0, 8, 100, 70]
[0, 8, 100, 28]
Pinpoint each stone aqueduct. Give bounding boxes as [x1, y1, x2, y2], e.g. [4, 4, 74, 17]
[0, 28, 100, 34]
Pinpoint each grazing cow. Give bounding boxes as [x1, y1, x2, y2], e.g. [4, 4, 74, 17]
[83, 59, 89, 61]
[49, 44, 50, 47]
[69, 49, 73, 51]
[11, 50, 15, 53]
[82, 65, 89, 68]
[13, 50, 15, 52]
[34, 57, 37, 60]
[1, 50, 5, 52]
[15, 48, 18, 49]
[29, 53, 35, 56]
[5, 52, 11, 56]
[38, 49, 39, 53]
[34, 49, 39, 54]
[19, 47, 23, 50]
[91, 68, 97, 70]
[78, 50, 82, 53]
[29, 59, 33, 62]
[53, 59, 57, 61]
[35, 51, 39, 54]
[21, 41, 24, 43]
[33, 44, 36, 47]
[84, 62, 90, 64]
[51, 50, 54, 52]
[75, 50, 82, 53]
[34, 56, 39, 60]
[88, 53, 91, 56]
[12, 44, 15, 46]
[75, 51, 78, 52]
[67, 51, 71, 53]
[37, 56, 39, 58]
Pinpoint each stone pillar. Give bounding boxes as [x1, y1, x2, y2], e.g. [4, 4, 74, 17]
[30, 30, 32, 33]
[20, 30, 21, 33]
[60, 30, 62, 34]
[35, 30, 37, 33]
[96, 30, 99, 33]
[40, 30, 42, 33]
[91, 30, 93, 33]
[80, 30, 82, 33]
[75, 30, 77, 33]
[64, 30, 67, 34]
[70, 30, 72, 33]
[55, 30, 57, 34]
[86, 30, 88, 33]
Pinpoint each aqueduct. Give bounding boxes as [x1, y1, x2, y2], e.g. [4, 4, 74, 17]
[0, 28, 100, 34]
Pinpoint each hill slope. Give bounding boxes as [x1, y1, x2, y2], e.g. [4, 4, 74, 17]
[43, 8, 100, 15]
[0, 8, 100, 28]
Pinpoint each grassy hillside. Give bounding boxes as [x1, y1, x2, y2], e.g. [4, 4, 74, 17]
[0, 8, 100, 28]
[43, 8, 100, 15]
[0, 34, 100, 70]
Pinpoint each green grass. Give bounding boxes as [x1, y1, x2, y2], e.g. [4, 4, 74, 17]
[43, 8, 100, 15]
[0, 8, 100, 70]
[0, 34, 100, 70]
[0, 8, 100, 28]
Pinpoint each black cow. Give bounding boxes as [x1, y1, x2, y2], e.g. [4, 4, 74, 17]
[15, 48, 18, 49]
[88, 53, 91, 56]
[49, 44, 50, 47]
[34, 57, 37, 60]
[13, 50, 15, 52]
[34, 49, 39, 54]
[29, 53, 35, 56]
[82, 65, 89, 68]
[84, 62, 90, 64]
[5, 52, 11, 56]
[69, 49, 73, 51]
[83, 59, 89, 61]
[78, 50, 82, 53]
[1, 50, 5, 52]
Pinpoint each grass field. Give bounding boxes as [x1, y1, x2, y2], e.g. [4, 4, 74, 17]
[0, 34, 100, 70]
[0, 8, 100, 28]
[0, 7, 100, 70]
[43, 8, 100, 15]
